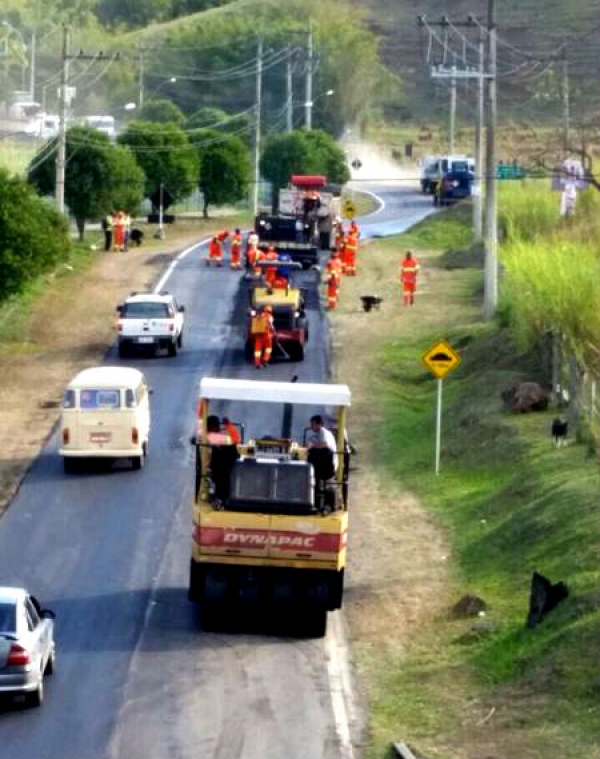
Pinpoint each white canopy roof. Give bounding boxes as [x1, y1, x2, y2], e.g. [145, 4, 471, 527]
[199, 377, 351, 407]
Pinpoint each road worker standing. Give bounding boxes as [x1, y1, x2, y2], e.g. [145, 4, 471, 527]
[251, 305, 275, 368]
[344, 230, 359, 275]
[400, 251, 420, 305]
[102, 211, 113, 252]
[230, 228, 242, 269]
[207, 236, 223, 267]
[325, 251, 343, 310]
[113, 211, 125, 252]
[246, 231, 260, 274]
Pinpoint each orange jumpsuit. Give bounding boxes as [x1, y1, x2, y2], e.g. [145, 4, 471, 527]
[264, 247, 278, 286]
[230, 232, 242, 269]
[113, 212, 125, 251]
[344, 232, 359, 275]
[252, 311, 275, 368]
[207, 238, 222, 266]
[326, 274, 339, 310]
[400, 256, 420, 305]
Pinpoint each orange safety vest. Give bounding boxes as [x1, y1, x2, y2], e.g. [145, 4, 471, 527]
[231, 233, 242, 252]
[400, 258, 419, 284]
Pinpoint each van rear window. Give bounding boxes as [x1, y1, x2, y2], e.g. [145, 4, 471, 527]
[122, 302, 171, 318]
[79, 389, 121, 409]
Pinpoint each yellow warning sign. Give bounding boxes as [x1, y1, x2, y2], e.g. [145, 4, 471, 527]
[342, 199, 357, 219]
[422, 340, 461, 380]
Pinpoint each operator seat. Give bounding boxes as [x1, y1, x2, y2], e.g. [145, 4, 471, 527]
[209, 444, 239, 503]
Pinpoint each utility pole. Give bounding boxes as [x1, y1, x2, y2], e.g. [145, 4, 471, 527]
[55, 24, 70, 214]
[483, 0, 498, 320]
[473, 25, 485, 241]
[29, 30, 36, 101]
[286, 46, 293, 133]
[449, 55, 457, 153]
[138, 42, 145, 110]
[252, 37, 263, 217]
[562, 47, 570, 154]
[305, 19, 313, 129]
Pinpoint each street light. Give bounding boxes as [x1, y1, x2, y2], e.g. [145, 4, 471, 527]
[152, 76, 177, 96]
[303, 89, 334, 108]
[124, 102, 137, 111]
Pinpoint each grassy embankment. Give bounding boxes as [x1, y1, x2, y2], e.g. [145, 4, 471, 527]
[332, 198, 599, 758]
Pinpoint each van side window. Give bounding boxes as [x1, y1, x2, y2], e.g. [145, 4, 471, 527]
[63, 389, 76, 408]
[125, 388, 136, 408]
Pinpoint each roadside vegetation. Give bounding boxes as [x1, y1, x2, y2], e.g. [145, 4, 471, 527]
[331, 202, 599, 759]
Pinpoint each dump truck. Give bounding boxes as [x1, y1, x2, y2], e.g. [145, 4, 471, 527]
[189, 378, 351, 637]
[255, 175, 341, 269]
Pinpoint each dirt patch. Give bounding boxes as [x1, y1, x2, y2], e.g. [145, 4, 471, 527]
[0, 218, 246, 515]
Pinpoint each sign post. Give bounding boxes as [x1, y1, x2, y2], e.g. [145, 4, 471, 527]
[422, 340, 461, 475]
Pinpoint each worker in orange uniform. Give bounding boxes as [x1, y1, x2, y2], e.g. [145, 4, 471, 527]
[207, 236, 223, 267]
[400, 251, 420, 305]
[326, 272, 340, 310]
[251, 305, 275, 369]
[264, 244, 278, 287]
[230, 228, 242, 270]
[113, 210, 125, 252]
[349, 219, 360, 239]
[326, 250, 343, 284]
[344, 229, 359, 276]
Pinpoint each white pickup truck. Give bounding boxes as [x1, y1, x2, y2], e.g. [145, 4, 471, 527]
[116, 292, 185, 358]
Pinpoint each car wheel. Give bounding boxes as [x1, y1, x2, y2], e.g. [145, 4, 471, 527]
[45, 646, 55, 676]
[168, 340, 178, 357]
[117, 342, 128, 359]
[177, 330, 183, 348]
[63, 457, 77, 474]
[131, 453, 144, 471]
[28, 676, 44, 708]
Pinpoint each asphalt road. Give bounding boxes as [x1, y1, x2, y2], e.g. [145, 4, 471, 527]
[0, 182, 434, 759]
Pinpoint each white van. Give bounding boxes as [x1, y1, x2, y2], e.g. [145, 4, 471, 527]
[424, 154, 475, 194]
[59, 367, 151, 472]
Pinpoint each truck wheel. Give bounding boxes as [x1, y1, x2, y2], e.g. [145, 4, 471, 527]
[168, 340, 178, 357]
[303, 608, 328, 638]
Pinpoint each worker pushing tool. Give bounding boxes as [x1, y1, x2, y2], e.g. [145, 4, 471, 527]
[400, 251, 420, 305]
[251, 305, 275, 368]
[207, 236, 223, 267]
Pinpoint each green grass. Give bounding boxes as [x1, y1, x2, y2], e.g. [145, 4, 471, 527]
[400, 202, 473, 251]
[0, 139, 38, 176]
[362, 213, 600, 759]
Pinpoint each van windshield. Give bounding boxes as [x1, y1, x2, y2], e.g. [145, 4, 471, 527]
[79, 389, 121, 409]
[122, 302, 171, 318]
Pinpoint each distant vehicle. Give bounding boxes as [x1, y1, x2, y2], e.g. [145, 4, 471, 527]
[84, 115, 116, 139]
[0, 587, 56, 707]
[434, 169, 474, 206]
[23, 113, 59, 139]
[116, 291, 185, 358]
[60, 366, 151, 472]
[422, 154, 475, 195]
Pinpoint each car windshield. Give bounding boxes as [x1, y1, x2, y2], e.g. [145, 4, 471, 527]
[79, 389, 121, 409]
[0, 603, 16, 633]
[122, 302, 171, 318]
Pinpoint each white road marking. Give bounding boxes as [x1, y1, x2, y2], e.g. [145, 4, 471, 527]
[327, 611, 358, 759]
[352, 187, 386, 217]
[153, 236, 211, 293]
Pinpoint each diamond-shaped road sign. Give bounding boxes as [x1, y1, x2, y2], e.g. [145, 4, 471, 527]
[422, 340, 461, 380]
[351, 158, 362, 170]
[342, 199, 357, 219]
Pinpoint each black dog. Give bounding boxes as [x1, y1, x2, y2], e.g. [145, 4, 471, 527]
[551, 418, 568, 447]
[527, 571, 569, 628]
[129, 228, 144, 247]
[361, 295, 383, 313]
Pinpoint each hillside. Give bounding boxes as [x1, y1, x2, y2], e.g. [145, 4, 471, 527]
[356, 0, 600, 125]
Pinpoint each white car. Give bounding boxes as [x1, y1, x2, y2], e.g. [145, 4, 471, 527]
[116, 292, 185, 358]
[0, 588, 56, 708]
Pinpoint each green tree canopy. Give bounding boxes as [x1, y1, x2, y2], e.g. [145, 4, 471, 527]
[118, 120, 199, 204]
[28, 126, 145, 239]
[260, 129, 350, 209]
[193, 130, 251, 217]
[138, 98, 186, 125]
[0, 167, 70, 302]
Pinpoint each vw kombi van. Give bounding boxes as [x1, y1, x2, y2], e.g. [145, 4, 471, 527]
[59, 367, 150, 472]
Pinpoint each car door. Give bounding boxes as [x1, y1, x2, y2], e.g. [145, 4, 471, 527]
[25, 597, 47, 673]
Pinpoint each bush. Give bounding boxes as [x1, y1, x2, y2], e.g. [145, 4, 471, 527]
[0, 168, 70, 302]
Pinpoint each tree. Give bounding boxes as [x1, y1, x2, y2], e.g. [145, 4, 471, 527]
[28, 127, 145, 239]
[260, 129, 350, 210]
[260, 132, 318, 211]
[302, 129, 350, 185]
[193, 130, 251, 217]
[0, 168, 70, 302]
[138, 99, 186, 125]
[118, 121, 199, 205]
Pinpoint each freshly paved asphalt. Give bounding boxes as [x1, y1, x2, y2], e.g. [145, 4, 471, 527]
[0, 182, 434, 759]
